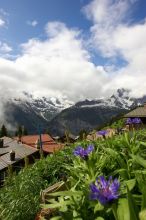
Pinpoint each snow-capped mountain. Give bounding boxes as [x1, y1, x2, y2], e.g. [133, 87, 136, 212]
[47, 89, 146, 136]
[0, 92, 73, 133]
[0, 88, 146, 134]
[7, 92, 73, 121]
[75, 89, 141, 110]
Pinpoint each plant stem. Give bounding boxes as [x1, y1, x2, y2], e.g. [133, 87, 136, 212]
[112, 203, 118, 220]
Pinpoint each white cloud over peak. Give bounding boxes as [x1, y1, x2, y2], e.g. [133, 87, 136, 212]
[0, 21, 109, 101]
[83, 0, 146, 97]
[0, 0, 146, 103]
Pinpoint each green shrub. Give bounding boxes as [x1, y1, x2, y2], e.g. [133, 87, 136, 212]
[1, 129, 146, 220]
[42, 129, 146, 219]
[0, 147, 74, 220]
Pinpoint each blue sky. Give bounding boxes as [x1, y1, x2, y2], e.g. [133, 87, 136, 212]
[0, 0, 146, 101]
[0, 0, 144, 59]
[0, 0, 91, 47]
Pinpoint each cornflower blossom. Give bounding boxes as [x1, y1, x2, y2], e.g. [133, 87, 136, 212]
[73, 145, 94, 159]
[97, 130, 108, 138]
[126, 117, 142, 125]
[132, 117, 142, 124]
[126, 118, 132, 125]
[90, 176, 120, 205]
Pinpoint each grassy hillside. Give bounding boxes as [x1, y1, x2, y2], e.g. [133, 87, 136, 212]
[1, 129, 146, 219]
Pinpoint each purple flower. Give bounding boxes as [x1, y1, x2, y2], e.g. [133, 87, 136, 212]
[126, 117, 142, 125]
[86, 144, 94, 154]
[74, 146, 85, 158]
[73, 145, 94, 159]
[97, 130, 108, 136]
[90, 176, 120, 205]
[126, 118, 132, 125]
[132, 117, 142, 124]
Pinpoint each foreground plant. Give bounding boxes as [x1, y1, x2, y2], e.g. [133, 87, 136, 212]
[73, 144, 94, 159]
[97, 130, 108, 139]
[126, 117, 142, 125]
[90, 176, 120, 205]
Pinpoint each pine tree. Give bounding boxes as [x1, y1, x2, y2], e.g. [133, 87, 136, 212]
[15, 125, 23, 138]
[15, 125, 28, 137]
[0, 124, 8, 137]
[22, 127, 28, 136]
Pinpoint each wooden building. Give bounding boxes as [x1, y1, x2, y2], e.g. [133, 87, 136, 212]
[0, 136, 39, 185]
[55, 133, 79, 144]
[124, 103, 146, 124]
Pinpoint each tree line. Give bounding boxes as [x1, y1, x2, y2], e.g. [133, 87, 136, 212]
[0, 124, 28, 138]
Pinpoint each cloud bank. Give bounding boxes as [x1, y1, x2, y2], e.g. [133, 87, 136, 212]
[83, 0, 146, 97]
[0, 21, 109, 101]
[0, 0, 146, 102]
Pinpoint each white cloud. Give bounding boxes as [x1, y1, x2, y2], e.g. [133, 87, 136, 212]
[45, 21, 67, 37]
[0, 21, 109, 102]
[83, 0, 146, 97]
[83, 0, 129, 25]
[83, 0, 131, 57]
[0, 0, 146, 104]
[0, 8, 8, 27]
[0, 18, 5, 27]
[27, 20, 38, 27]
[0, 42, 12, 53]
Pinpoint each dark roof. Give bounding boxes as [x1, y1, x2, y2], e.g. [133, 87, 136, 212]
[68, 134, 79, 140]
[124, 106, 146, 118]
[14, 134, 63, 153]
[0, 137, 38, 171]
[61, 134, 79, 140]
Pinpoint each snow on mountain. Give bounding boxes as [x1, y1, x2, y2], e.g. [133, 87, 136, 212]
[10, 92, 74, 121]
[47, 88, 146, 136]
[75, 89, 142, 110]
[1, 88, 146, 135]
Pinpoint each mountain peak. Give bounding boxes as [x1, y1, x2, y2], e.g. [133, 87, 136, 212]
[114, 88, 130, 98]
[1, 88, 146, 135]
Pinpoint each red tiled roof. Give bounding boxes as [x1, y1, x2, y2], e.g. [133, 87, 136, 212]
[14, 134, 64, 153]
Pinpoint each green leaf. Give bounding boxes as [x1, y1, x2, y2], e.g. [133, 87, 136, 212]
[94, 202, 104, 213]
[121, 179, 136, 194]
[127, 187, 139, 220]
[95, 217, 104, 220]
[48, 190, 83, 197]
[131, 155, 146, 168]
[117, 198, 130, 220]
[141, 187, 146, 210]
[50, 217, 62, 220]
[40, 217, 46, 220]
[139, 210, 146, 220]
[42, 200, 71, 209]
[137, 178, 146, 209]
[73, 210, 82, 218]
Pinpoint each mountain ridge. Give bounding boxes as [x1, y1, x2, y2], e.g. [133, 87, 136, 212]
[47, 88, 146, 135]
[0, 88, 146, 135]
